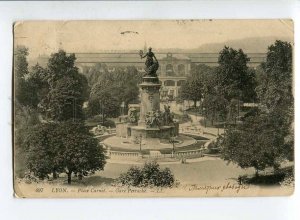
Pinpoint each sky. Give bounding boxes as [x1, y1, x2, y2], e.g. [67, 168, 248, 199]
[14, 20, 293, 60]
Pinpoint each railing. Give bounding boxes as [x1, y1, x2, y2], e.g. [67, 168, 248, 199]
[109, 151, 140, 159]
[175, 148, 204, 159]
[108, 148, 205, 160]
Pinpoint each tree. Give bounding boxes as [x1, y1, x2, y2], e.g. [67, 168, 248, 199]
[14, 105, 41, 178]
[25, 121, 106, 184]
[202, 93, 228, 125]
[40, 50, 89, 121]
[25, 123, 63, 179]
[47, 50, 78, 83]
[14, 45, 29, 79]
[14, 46, 39, 108]
[82, 63, 109, 86]
[256, 40, 293, 158]
[29, 64, 49, 103]
[217, 46, 256, 102]
[256, 40, 293, 117]
[220, 41, 294, 174]
[88, 80, 120, 118]
[41, 75, 87, 121]
[180, 64, 212, 107]
[88, 66, 142, 118]
[58, 122, 106, 184]
[220, 114, 289, 174]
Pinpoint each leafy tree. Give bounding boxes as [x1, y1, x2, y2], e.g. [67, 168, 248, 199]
[220, 41, 294, 174]
[217, 46, 256, 102]
[202, 93, 228, 125]
[41, 75, 87, 121]
[256, 40, 293, 117]
[256, 40, 293, 160]
[220, 114, 290, 175]
[47, 50, 78, 83]
[25, 123, 63, 179]
[14, 105, 41, 178]
[88, 66, 142, 118]
[25, 121, 106, 184]
[200, 47, 256, 124]
[40, 50, 89, 121]
[82, 63, 109, 86]
[180, 80, 202, 108]
[29, 64, 49, 102]
[58, 122, 106, 184]
[88, 80, 120, 118]
[14, 45, 29, 79]
[14, 46, 39, 108]
[180, 64, 212, 107]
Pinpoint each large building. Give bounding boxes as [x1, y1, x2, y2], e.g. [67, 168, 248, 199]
[36, 51, 266, 98]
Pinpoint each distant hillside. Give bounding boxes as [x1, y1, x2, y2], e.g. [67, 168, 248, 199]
[27, 36, 293, 66]
[158, 36, 293, 54]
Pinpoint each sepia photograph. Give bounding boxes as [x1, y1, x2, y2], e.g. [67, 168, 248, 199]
[13, 20, 294, 198]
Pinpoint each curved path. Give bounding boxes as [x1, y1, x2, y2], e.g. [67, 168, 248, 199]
[107, 155, 220, 165]
[162, 101, 224, 138]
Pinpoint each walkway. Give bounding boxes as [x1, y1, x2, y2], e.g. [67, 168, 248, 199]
[107, 155, 220, 165]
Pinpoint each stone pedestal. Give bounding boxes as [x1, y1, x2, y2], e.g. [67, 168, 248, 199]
[116, 75, 179, 142]
[138, 77, 161, 127]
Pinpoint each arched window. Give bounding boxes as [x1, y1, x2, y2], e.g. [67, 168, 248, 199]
[178, 64, 185, 76]
[177, 80, 186, 87]
[166, 64, 174, 76]
[164, 80, 175, 87]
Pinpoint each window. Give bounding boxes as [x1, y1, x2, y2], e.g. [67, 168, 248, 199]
[166, 64, 174, 76]
[164, 80, 175, 86]
[177, 80, 186, 87]
[178, 64, 185, 76]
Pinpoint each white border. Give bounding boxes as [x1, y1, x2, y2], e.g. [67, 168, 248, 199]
[0, 1, 299, 220]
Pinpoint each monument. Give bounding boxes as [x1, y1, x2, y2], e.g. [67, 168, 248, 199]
[104, 48, 197, 153]
[117, 48, 179, 141]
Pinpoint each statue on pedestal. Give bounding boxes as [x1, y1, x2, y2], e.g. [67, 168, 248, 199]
[128, 106, 138, 123]
[139, 47, 159, 77]
[162, 105, 174, 126]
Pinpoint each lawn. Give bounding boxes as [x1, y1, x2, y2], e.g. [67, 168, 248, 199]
[84, 158, 255, 186]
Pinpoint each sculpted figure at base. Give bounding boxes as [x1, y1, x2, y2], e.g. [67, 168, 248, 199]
[128, 106, 138, 123]
[145, 110, 161, 128]
[139, 47, 159, 77]
[162, 105, 174, 126]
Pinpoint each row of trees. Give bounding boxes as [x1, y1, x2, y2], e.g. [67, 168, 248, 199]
[15, 49, 89, 122]
[182, 41, 293, 175]
[14, 48, 106, 184]
[220, 40, 293, 174]
[15, 47, 144, 183]
[180, 47, 257, 125]
[86, 65, 143, 118]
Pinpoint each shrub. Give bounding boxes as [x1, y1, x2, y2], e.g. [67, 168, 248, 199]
[117, 161, 175, 187]
[118, 166, 143, 187]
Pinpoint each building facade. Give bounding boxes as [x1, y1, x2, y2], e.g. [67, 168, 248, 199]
[36, 51, 266, 99]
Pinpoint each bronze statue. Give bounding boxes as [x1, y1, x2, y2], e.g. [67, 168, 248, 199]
[139, 47, 159, 77]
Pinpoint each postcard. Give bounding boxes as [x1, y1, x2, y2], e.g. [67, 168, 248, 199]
[13, 20, 294, 197]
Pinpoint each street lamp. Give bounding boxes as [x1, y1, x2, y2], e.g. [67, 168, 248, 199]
[120, 101, 125, 116]
[169, 133, 176, 157]
[139, 134, 142, 153]
[203, 107, 206, 128]
[64, 96, 78, 122]
[99, 100, 104, 125]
